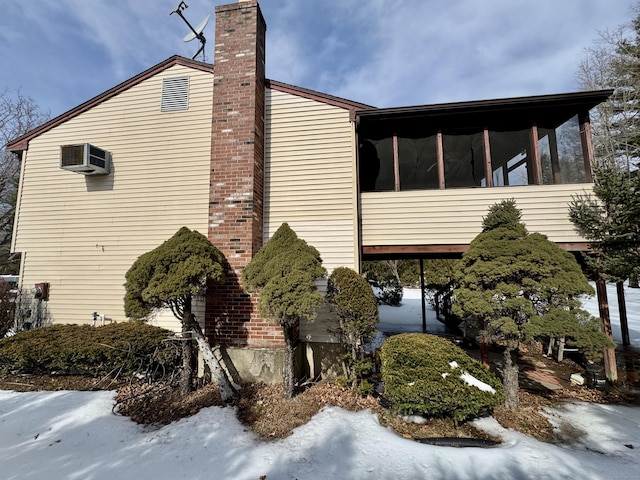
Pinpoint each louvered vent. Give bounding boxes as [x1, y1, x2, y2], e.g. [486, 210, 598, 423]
[161, 76, 189, 112]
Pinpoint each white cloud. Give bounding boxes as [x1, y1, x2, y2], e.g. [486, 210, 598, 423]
[0, 0, 636, 116]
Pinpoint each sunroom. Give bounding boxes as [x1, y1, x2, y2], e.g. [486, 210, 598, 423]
[355, 90, 613, 259]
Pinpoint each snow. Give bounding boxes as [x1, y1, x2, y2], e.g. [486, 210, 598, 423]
[376, 281, 640, 349]
[459, 371, 497, 394]
[1, 282, 639, 479]
[1, 389, 640, 479]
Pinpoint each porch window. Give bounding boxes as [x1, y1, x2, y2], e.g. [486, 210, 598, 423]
[398, 135, 439, 190]
[442, 132, 485, 188]
[489, 129, 532, 186]
[539, 115, 587, 184]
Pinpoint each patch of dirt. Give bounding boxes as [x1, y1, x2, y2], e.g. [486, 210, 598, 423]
[235, 382, 379, 439]
[114, 380, 222, 425]
[0, 373, 125, 391]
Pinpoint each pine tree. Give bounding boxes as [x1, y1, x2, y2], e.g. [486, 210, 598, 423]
[569, 166, 640, 285]
[453, 200, 611, 409]
[124, 227, 235, 399]
[242, 223, 326, 398]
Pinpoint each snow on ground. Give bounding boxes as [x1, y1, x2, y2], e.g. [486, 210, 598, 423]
[1, 282, 639, 479]
[1, 389, 640, 479]
[376, 282, 640, 349]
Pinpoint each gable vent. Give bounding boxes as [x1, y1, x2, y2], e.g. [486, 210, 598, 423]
[161, 76, 189, 112]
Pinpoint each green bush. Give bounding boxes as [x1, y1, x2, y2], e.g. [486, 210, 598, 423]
[326, 267, 379, 388]
[376, 277, 403, 306]
[381, 333, 504, 425]
[0, 323, 177, 376]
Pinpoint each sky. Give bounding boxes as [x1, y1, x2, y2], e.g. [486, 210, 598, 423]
[0, 0, 638, 122]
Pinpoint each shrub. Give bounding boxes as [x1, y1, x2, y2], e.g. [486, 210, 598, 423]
[381, 333, 504, 425]
[376, 277, 403, 306]
[0, 323, 177, 376]
[0, 281, 16, 338]
[326, 267, 379, 388]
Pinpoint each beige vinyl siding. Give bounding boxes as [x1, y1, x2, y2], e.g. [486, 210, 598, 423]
[264, 89, 358, 272]
[12, 65, 214, 330]
[361, 184, 593, 246]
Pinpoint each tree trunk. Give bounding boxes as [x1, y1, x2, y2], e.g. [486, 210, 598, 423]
[179, 316, 193, 396]
[282, 323, 296, 399]
[502, 346, 519, 409]
[188, 318, 238, 402]
[557, 336, 566, 362]
[479, 319, 490, 368]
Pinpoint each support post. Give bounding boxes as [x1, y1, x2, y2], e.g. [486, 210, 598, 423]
[616, 281, 630, 346]
[420, 258, 426, 332]
[596, 274, 618, 382]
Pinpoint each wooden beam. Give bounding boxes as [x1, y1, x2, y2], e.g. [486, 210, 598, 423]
[595, 273, 618, 383]
[617, 281, 630, 346]
[483, 128, 493, 187]
[579, 111, 594, 182]
[362, 242, 590, 257]
[393, 134, 400, 191]
[437, 130, 445, 189]
[363, 244, 469, 256]
[529, 125, 543, 185]
[420, 258, 426, 332]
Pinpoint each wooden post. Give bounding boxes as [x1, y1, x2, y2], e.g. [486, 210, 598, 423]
[437, 131, 445, 189]
[420, 258, 426, 332]
[393, 134, 400, 192]
[483, 128, 493, 187]
[617, 281, 630, 346]
[596, 274, 618, 382]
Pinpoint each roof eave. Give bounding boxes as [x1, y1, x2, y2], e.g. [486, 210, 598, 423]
[355, 89, 614, 122]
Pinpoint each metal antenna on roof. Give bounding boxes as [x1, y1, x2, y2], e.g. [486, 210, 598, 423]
[170, 1, 210, 62]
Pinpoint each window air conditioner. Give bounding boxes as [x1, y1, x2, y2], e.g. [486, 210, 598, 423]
[60, 143, 111, 175]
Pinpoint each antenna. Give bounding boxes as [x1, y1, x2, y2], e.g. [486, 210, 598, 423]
[170, 1, 209, 61]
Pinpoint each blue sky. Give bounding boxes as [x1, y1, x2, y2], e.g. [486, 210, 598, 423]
[0, 0, 636, 120]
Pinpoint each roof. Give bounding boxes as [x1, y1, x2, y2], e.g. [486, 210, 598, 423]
[6, 56, 213, 154]
[266, 79, 373, 112]
[5, 57, 374, 155]
[356, 90, 613, 135]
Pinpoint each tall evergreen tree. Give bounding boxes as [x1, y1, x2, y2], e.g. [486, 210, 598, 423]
[454, 200, 611, 409]
[242, 223, 326, 398]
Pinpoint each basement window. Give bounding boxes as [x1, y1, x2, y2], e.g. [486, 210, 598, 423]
[161, 76, 189, 112]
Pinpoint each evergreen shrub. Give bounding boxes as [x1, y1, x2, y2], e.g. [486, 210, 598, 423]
[376, 277, 403, 306]
[381, 333, 504, 425]
[326, 267, 379, 388]
[0, 323, 177, 376]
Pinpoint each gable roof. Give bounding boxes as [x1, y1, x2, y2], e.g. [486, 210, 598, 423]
[266, 79, 373, 114]
[6, 55, 213, 154]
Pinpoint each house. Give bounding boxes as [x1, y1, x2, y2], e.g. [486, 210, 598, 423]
[6, 0, 611, 382]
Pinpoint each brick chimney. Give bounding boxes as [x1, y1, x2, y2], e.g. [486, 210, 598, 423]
[206, 1, 284, 348]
